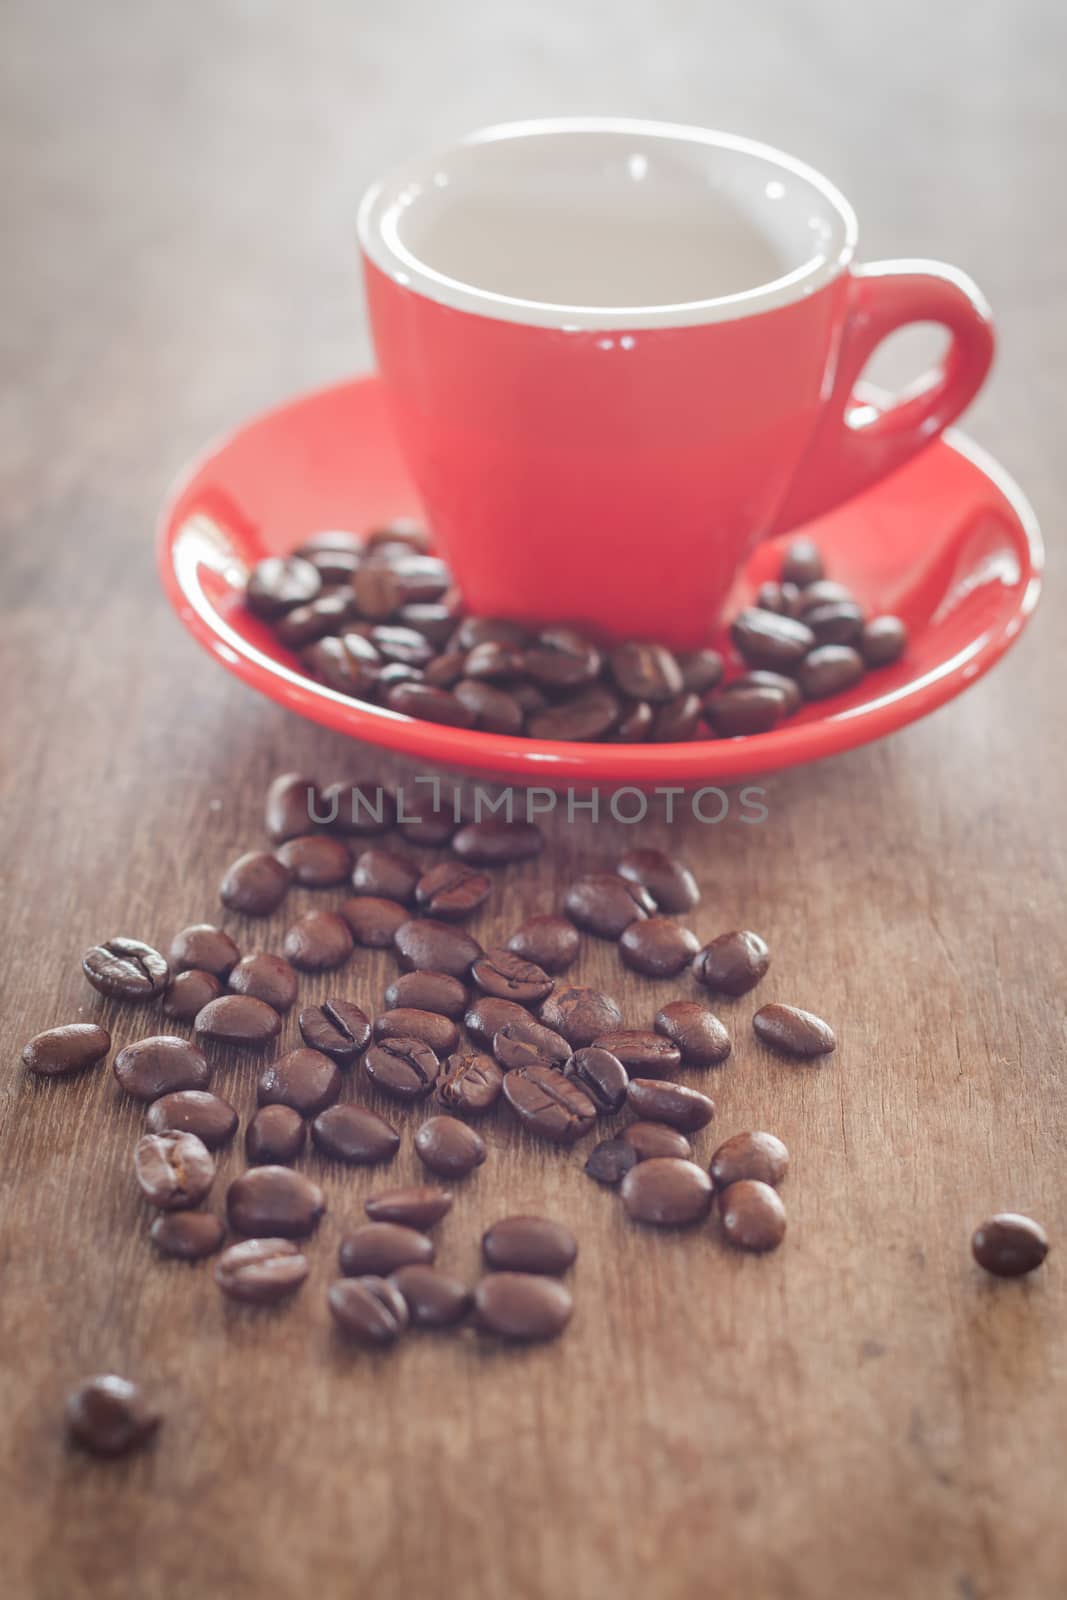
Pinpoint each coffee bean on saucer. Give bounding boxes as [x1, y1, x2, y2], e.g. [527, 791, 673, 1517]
[621, 1157, 713, 1225]
[483, 1216, 577, 1276]
[451, 817, 544, 865]
[306, 635, 382, 696]
[862, 614, 908, 667]
[168, 924, 240, 979]
[718, 1180, 787, 1251]
[755, 580, 802, 616]
[385, 681, 475, 727]
[370, 624, 436, 668]
[437, 1051, 504, 1114]
[384, 970, 468, 1018]
[226, 1166, 326, 1237]
[616, 847, 699, 913]
[609, 641, 684, 702]
[626, 1079, 715, 1133]
[163, 969, 223, 1021]
[794, 579, 854, 614]
[463, 639, 525, 680]
[312, 1103, 400, 1166]
[753, 1003, 836, 1058]
[451, 616, 529, 652]
[503, 1065, 597, 1144]
[364, 517, 430, 553]
[220, 851, 293, 916]
[780, 536, 824, 587]
[328, 1276, 410, 1344]
[227, 953, 298, 1013]
[145, 1090, 238, 1148]
[134, 1131, 215, 1210]
[283, 910, 354, 971]
[298, 998, 371, 1063]
[195, 994, 282, 1048]
[246, 556, 321, 619]
[246, 1104, 307, 1165]
[352, 563, 404, 620]
[66, 1375, 160, 1457]
[619, 916, 701, 978]
[506, 914, 580, 973]
[276, 592, 359, 648]
[373, 1008, 459, 1056]
[365, 1037, 441, 1101]
[216, 1238, 309, 1303]
[22, 1023, 110, 1077]
[564, 875, 655, 939]
[523, 626, 602, 688]
[390, 1264, 472, 1328]
[653, 1001, 732, 1066]
[414, 1115, 486, 1176]
[274, 834, 352, 887]
[703, 684, 787, 737]
[258, 1047, 341, 1115]
[394, 918, 483, 978]
[150, 1210, 225, 1261]
[463, 996, 531, 1048]
[397, 603, 458, 647]
[610, 700, 653, 741]
[339, 1223, 434, 1277]
[113, 1036, 211, 1101]
[365, 1185, 454, 1229]
[591, 1030, 681, 1077]
[492, 1017, 571, 1070]
[82, 937, 169, 1001]
[584, 1138, 639, 1186]
[971, 1214, 1049, 1277]
[677, 649, 724, 693]
[539, 986, 624, 1048]
[693, 930, 770, 996]
[414, 861, 491, 921]
[563, 1047, 628, 1114]
[300, 542, 360, 582]
[709, 1131, 790, 1190]
[650, 692, 703, 742]
[526, 685, 621, 741]
[731, 607, 815, 671]
[729, 670, 803, 716]
[804, 600, 865, 646]
[351, 847, 419, 903]
[622, 1122, 693, 1162]
[453, 680, 525, 735]
[471, 949, 554, 1004]
[798, 644, 865, 699]
[473, 1272, 573, 1342]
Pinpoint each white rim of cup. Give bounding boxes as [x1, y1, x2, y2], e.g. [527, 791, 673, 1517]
[358, 117, 859, 331]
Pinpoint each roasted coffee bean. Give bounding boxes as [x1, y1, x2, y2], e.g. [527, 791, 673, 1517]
[168, 924, 240, 979]
[368, 660, 423, 696]
[709, 1131, 790, 1190]
[795, 579, 854, 613]
[503, 1065, 597, 1144]
[216, 1237, 309, 1303]
[451, 817, 544, 865]
[971, 1214, 1049, 1277]
[591, 1030, 681, 1078]
[798, 643, 865, 699]
[653, 1001, 732, 1066]
[474, 1272, 573, 1341]
[463, 638, 525, 679]
[523, 626, 602, 688]
[370, 623, 435, 667]
[526, 685, 621, 741]
[512, 681, 549, 715]
[365, 518, 430, 553]
[373, 1009, 459, 1056]
[718, 1179, 787, 1251]
[677, 648, 725, 693]
[394, 788, 457, 846]
[626, 1079, 715, 1133]
[163, 969, 223, 1021]
[145, 1090, 238, 1148]
[505, 914, 579, 974]
[351, 847, 419, 903]
[364, 1036, 441, 1101]
[584, 1137, 639, 1185]
[390, 1264, 472, 1328]
[693, 930, 770, 996]
[365, 1185, 454, 1229]
[22, 1023, 110, 1077]
[564, 1047, 628, 1114]
[246, 1103, 307, 1165]
[274, 834, 352, 887]
[621, 1156, 713, 1226]
[246, 556, 321, 618]
[397, 602, 458, 647]
[619, 916, 701, 978]
[394, 918, 483, 978]
[753, 1003, 836, 1058]
[338, 895, 408, 950]
[616, 847, 699, 913]
[320, 778, 397, 837]
[464, 995, 531, 1047]
[382, 553, 451, 601]
[861, 614, 908, 666]
[493, 1017, 571, 1070]
[804, 599, 865, 646]
[258, 1047, 342, 1116]
[780, 536, 824, 587]
[226, 1166, 326, 1237]
[437, 1051, 504, 1115]
[66, 1375, 160, 1457]
[453, 679, 525, 735]
[311, 1103, 400, 1165]
[414, 861, 492, 921]
[414, 1115, 487, 1176]
[703, 684, 787, 736]
[622, 1122, 693, 1162]
[283, 910, 354, 971]
[383, 970, 468, 1019]
[451, 616, 529, 652]
[82, 937, 169, 1001]
[471, 948, 554, 1004]
[220, 851, 293, 916]
[149, 1210, 225, 1261]
[483, 1216, 577, 1275]
[134, 1131, 215, 1210]
[276, 591, 359, 648]
[353, 562, 404, 620]
[300, 544, 360, 583]
[328, 1276, 410, 1344]
[730, 670, 803, 716]
[755, 580, 802, 616]
[265, 772, 323, 842]
[386, 681, 475, 727]
[731, 607, 815, 671]
[339, 1223, 434, 1277]
[609, 641, 684, 702]
[227, 952, 298, 1013]
[611, 700, 653, 741]
[298, 998, 372, 1063]
[650, 692, 702, 742]
[564, 875, 655, 939]
[113, 1036, 211, 1101]
[423, 650, 466, 688]
[195, 994, 282, 1048]
[539, 986, 624, 1048]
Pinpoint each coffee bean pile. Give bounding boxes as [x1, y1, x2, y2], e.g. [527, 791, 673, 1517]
[241, 526, 908, 742]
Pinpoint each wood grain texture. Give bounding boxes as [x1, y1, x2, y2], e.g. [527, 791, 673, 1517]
[1, 2, 1065, 1597]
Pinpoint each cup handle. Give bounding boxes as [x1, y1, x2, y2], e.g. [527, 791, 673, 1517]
[767, 259, 995, 534]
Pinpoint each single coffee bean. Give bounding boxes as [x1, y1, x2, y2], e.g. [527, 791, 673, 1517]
[394, 787, 457, 846]
[492, 1017, 571, 1070]
[564, 875, 655, 938]
[677, 648, 725, 693]
[370, 623, 435, 668]
[283, 910, 354, 971]
[216, 1237, 309, 1303]
[464, 996, 531, 1047]
[437, 1051, 504, 1115]
[709, 1131, 790, 1189]
[22, 1022, 110, 1077]
[483, 1216, 577, 1276]
[328, 1276, 410, 1344]
[365, 519, 430, 553]
[584, 1137, 639, 1185]
[386, 681, 475, 726]
[805, 599, 865, 646]
[616, 847, 699, 913]
[351, 847, 419, 903]
[506, 914, 579, 973]
[730, 670, 803, 716]
[471, 948, 554, 1004]
[451, 616, 529, 651]
[390, 1264, 472, 1328]
[653, 1001, 732, 1066]
[503, 1065, 597, 1144]
[539, 986, 624, 1048]
[798, 643, 864, 701]
[219, 851, 293, 916]
[795, 579, 854, 613]
[149, 1210, 225, 1261]
[258, 1047, 341, 1116]
[66, 1375, 160, 1457]
[298, 998, 372, 1063]
[168, 924, 240, 978]
[564, 1047, 629, 1114]
[650, 691, 703, 742]
[82, 937, 169, 1001]
[163, 969, 223, 1021]
[621, 1156, 713, 1226]
[246, 1103, 307, 1165]
[693, 930, 770, 996]
[414, 861, 492, 921]
[610, 700, 654, 743]
[276, 591, 358, 647]
[703, 684, 787, 736]
[227, 952, 299, 1013]
[453, 679, 525, 734]
[113, 1036, 211, 1101]
[414, 1115, 487, 1176]
[463, 638, 525, 679]
[755, 580, 801, 616]
[311, 1103, 400, 1165]
[780, 536, 824, 587]
[383, 970, 467, 1019]
[523, 625, 602, 688]
[626, 1079, 715, 1133]
[397, 602, 458, 647]
[145, 1089, 238, 1148]
[320, 777, 397, 837]
[274, 833, 353, 887]
[971, 1213, 1049, 1277]
[296, 539, 359, 578]
[590, 1030, 681, 1077]
[719, 1179, 787, 1251]
[353, 562, 404, 620]
[339, 895, 409, 949]
[862, 614, 908, 666]
[619, 916, 701, 978]
[526, 685, 621, 741]
[246, 556, 321, 618]
[622, 1122, 693, 1162]
[226, 1166, 326, 1237]
[473, 1272, 573, 1341]
[373, 1009, 459, 1056]
[134, 1131, 215, 1210]
[753, 1003, 836, 1058]
[364, 1036, 441, 1101]
[609, 641, 684, 702]
[339, 1222, 434, 1277]
[394, 918, 483, 978]
[365, 1184, 454, 1228]
[195, 994, 282, 1048]
[731, 607, 815, 670]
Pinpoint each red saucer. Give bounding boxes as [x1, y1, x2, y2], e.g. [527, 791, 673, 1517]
[158, 375, 1042, 788]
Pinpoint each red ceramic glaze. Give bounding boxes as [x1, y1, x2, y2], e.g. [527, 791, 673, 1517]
[158, 374, 1042, 789]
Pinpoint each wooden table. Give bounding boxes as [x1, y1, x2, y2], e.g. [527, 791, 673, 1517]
[2, 3, 1064, 1596]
